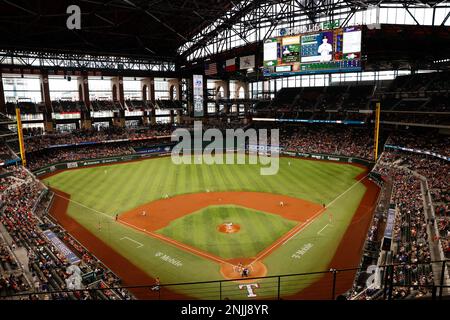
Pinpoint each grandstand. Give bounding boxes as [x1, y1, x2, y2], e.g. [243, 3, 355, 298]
[0, 0, 449, 304]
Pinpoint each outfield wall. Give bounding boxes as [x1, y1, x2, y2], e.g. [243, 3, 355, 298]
[33, 150, 172, 177]
[33, 145, 375, 177]
[280, 150, 374, 168]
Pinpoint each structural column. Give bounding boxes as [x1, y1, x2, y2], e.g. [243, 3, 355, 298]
[77, 73, 91, 109]
[140, 78, 150, 125]
[186, 77, 194, 119]
[168, 78, 180, 100]
[40, 72, 53, 132]
[235, 80, 249, 116]
[111, 76, 125, 105]
[224, 80, 231, 114]
[0, 73, 5, 114]
[214, 80, 229, 116]
[78, 74, 92, 130]
[40, 72, 51, 110]
[141, 77, 156, 125]
[140, 79, 149, 101]
[177, 78, 183, 102]
[111, 76, 125, 128]
[203, 76, 208, 121]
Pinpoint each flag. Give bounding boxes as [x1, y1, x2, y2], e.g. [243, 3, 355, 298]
[239, 55, 255, 69]
[205, 62, 218, 76]
[225, 58, 237, 72]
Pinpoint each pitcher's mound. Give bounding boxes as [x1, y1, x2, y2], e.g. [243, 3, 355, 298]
[220, 258, 267, 282]
[217, 222, 240, 234]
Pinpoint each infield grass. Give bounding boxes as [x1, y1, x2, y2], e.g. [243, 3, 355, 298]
[157, 205, 297, 259]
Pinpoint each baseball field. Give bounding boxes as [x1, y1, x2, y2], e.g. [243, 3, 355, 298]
[42, 155, 379, 299]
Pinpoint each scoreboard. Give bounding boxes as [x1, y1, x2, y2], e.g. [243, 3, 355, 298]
[263, 26, 362, 77]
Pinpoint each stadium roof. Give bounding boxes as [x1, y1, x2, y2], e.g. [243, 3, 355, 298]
[0, 0, 237, 59]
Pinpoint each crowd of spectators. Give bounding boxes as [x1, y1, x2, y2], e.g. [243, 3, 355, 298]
[21, 123, 253, 171]
[0, 166, 133, 300]
[385, 131, 449, 156]
[352, 127, 449, 300]
[0, 144, 12, 160]
[0, 145, 13, 175]
[18, 125, 174, 153]
[52, 101, 87, 113]
[22, 127, 45, 137]
[372, 155, 435, 298]
[255, 72, 448, 127]
[124, 100, 153, 112]
[195, 121, 248, 131]
[381, 112, 450, 126]
[377, 148, 449, 260]
[26, 144, 135, 171]
[6, 102, 44, 115]
[0, 237, 29, 297]
[387, 72, 450, 93]
[278, 125, 373, 159]
[90, 100, 123, 112]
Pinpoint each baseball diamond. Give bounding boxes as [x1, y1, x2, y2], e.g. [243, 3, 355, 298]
[42, 155, 379, 299]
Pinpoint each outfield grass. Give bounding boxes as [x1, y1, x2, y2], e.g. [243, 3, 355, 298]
[45, 156, 363, 215]
[44, 156, 367, 299]
[157, 205, 297, 259]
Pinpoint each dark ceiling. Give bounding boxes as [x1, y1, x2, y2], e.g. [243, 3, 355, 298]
[0, 0, 237, 60]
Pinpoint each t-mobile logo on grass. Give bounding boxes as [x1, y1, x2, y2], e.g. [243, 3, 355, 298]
[171, 121, 280, 176]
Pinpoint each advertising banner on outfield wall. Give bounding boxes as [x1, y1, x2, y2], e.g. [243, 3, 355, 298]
[248, 144, 282, 154]
[33, 149, 173, 176]
[33, 145, 373, 177]
[281, 150, 373, 167]
[134, 144, 175, 154]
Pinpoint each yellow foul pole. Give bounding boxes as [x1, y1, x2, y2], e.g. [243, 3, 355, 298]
[15, 106, 27, 167]
[374, 102, 381, 161]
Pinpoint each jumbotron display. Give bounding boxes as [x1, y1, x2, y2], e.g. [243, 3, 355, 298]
[263, 26, 362, 76]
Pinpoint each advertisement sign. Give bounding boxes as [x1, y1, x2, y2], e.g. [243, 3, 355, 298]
[252, 117, 365, 125]
[281, 36, 300, 63]
[275, 65, 292, 73]
[248, 144, 282, 154]
[263, 39, 279, 67]
[134, 144, 174, 154]
[33, 145, 176, 176]
[193, 75, 204, 117]
[43, 230, 81, 264]
[385, 144, 449, 161]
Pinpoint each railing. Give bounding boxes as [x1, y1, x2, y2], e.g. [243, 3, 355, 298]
[1, 261, 448, 300]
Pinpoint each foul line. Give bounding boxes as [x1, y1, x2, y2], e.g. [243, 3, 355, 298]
[250, 208, 325, 265]
[52, 190, 234, 267]
[52, 191, 114, 221]
[250, 174, 368, 266]
[120, 236, 144, 248]
[282, 173, 368, 246]
[51, 174, 368, 270]
[317, 224, 332, 235]
[119, 219, 232, 266]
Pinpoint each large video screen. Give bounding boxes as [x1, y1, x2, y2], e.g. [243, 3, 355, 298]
[263, 26, 362, 77]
